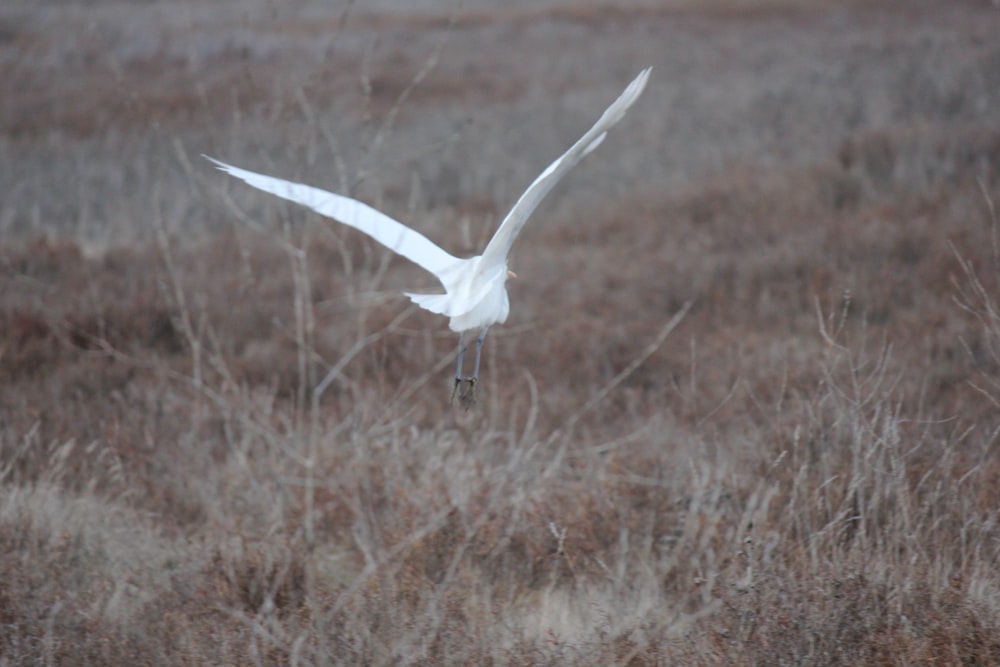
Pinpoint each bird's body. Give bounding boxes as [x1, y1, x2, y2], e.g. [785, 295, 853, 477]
[417, 255, 511, 334]
[207, 67, 650, 403]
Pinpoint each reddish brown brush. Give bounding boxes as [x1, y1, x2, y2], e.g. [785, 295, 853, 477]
[2, 1, 1000, 664]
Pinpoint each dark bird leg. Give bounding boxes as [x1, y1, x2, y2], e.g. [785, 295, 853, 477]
[471, 325, 489, 383]
[455, 331, 468, 382]
[451, 331, 468, 405]
[452, 326, 490, 408]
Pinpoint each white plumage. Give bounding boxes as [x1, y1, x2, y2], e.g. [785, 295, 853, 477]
[206, 67, 650, 402]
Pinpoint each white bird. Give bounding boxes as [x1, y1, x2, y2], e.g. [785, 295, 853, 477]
[206, 67, 650, 404]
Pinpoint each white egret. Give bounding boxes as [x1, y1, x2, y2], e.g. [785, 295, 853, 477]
[206, 67, 650, 404]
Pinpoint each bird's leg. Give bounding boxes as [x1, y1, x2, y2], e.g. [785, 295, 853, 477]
[471, 325, 489, 383]
[451, 327, 490, 408]
[455, 326, 490, 408]
[455, 331, 468, 381]
[451, 332, 468, 405]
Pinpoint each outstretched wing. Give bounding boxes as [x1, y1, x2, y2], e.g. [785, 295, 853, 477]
[204, 156, 463, 281]
[477, 67, 651, 275]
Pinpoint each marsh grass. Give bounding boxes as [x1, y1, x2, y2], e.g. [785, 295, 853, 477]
[4, 130, 1000, 662]
[3, 1, 1000, 664]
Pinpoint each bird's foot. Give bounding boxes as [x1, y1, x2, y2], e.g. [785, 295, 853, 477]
[450, 377, 478, 409]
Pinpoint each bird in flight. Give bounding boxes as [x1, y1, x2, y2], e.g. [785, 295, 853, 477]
[206, 67, 650, 406]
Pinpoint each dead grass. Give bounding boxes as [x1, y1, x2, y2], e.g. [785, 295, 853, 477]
[4, 123, 1000, 662]
[3, 1, 1000, 664]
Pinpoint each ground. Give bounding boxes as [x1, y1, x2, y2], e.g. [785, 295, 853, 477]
[2, 0, 1000, 664]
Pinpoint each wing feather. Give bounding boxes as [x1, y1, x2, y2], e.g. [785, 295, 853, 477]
[477, 67, 651, 275]
[204, 156, 462, 281]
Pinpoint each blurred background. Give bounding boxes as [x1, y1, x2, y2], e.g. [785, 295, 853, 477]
[3, 1, 1000, 664]
[4, 0, 997, 245]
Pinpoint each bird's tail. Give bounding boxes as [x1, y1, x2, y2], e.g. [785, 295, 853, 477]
[405, 291, 453, 316]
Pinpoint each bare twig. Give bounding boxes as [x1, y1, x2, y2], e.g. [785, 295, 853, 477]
[564, 301, 692, 430]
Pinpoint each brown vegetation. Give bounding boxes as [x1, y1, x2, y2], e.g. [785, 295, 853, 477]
[2, 0, 1000, 664]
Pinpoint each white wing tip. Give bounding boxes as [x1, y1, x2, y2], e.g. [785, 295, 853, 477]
[202, 154, 232, 173]
[625, 66, 652, 102]
[596, 67, 653, 128]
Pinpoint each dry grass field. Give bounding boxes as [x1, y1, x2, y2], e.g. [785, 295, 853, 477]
[3, 0, 1000, 664]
